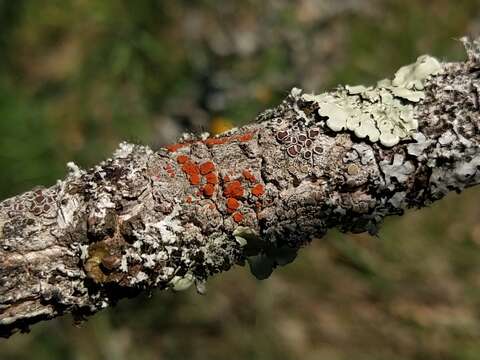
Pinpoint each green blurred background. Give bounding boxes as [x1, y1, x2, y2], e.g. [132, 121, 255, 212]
[1, 0, 480, 359]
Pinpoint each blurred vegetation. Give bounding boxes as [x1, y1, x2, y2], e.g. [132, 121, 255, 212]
[1, 0, 480, 359]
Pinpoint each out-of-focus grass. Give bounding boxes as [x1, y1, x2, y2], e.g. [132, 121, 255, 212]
[330, 0, 478, 86]
[1, 1, 480, 359]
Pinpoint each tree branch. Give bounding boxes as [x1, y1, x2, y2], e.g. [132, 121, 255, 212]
[1, 37, 479, 338]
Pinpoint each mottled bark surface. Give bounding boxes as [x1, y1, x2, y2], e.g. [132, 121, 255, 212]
[1, 38, 479, 338]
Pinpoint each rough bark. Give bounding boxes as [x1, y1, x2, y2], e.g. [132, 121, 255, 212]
[1, 38, 480, 338]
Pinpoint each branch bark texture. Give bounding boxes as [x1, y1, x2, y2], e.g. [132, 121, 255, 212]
[1, 38, 480, 338]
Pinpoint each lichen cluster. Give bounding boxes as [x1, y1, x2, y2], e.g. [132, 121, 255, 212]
[0, 188, 57, 219]
[301, 55, 443, 147]
[3, 39, 480, 338]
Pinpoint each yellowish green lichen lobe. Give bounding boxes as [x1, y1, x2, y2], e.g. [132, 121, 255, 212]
[168, 273, 195, 291]
[391, 55, 443, 90]
[302, 55, 443, 147]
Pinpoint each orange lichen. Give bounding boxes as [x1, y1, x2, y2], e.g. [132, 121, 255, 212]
[237, 132, 254, 142]
[226, 197, 240, 213]
[166, 143, 189, 152]
[208, 203, 216, 210]
[182, 161, 200, 176]
[200, 161, 215, 175]
[232, 212, 244, 223]
[205, 137, 229, 146]
[202, 184, 215, 197]
[242, 169, 256, 182]
[223, 175, 230, 183]
[251, 184, 265, 197]
[165, 131, 256, 151]
[203, 131, 255, 147]
[205, 173, 218, 185]
[189, 174, 201, 185]
[177, 155, 189, 164]
[224, 180, 244, 198]
[186, 196, 193, 203]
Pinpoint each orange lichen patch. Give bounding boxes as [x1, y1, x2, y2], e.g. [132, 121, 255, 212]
[251, 184, 265, 197]
[186, 196, 193, 203]
[205, 172, 218, 185]
[202, 184, 215, 197]
[242, 169, 256, 182]
[232, 212, 244, 223]
[189, 174, 201, 185]
[205, 137, 229, 147]
[226, 197, 240, 213]
[223, 175, 230, 183]
[182, 161, 200, 176]
[208, 203, 216, 210]
[199, 161, 215, 175]
[237, 132, 254, 142]
[166, 143, 189, 152]
[203, 131, 256, 148]
[177, 155, 189, 164]
[224, 180, 244, 199]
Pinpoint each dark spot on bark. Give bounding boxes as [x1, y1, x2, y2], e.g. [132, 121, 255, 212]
[308, 129, 320, 139]
[87, 211, 117, 242]
[303, 150, 312, 160]
[175, 267, 188, 277]
[276, 130, 289, 142]
[193, 251, 205, 263]
[104, 166, 126, 182]
[298, 134, 308, 143]
[287, 145, 301, 157]
[120, 218, 145, 244]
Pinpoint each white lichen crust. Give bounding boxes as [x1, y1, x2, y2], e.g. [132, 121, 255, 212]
[0, 38, 479, 338]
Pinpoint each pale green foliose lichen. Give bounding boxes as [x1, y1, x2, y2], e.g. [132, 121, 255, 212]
[169, 273, 195, 291]
[391, 55, 442, 90]
[233, 226, 259, 247]
[304, 55, 443, 147]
